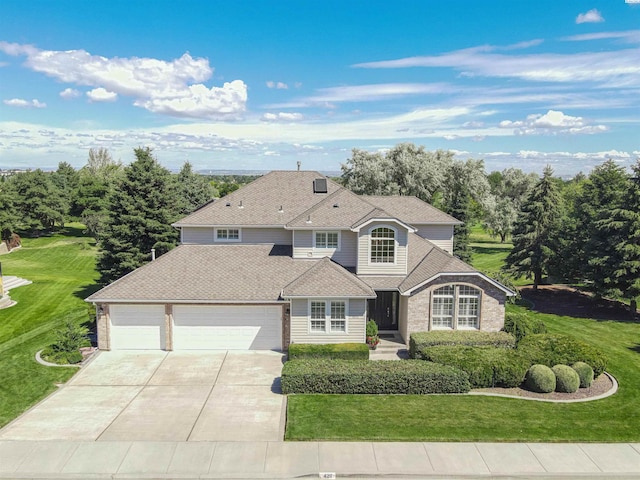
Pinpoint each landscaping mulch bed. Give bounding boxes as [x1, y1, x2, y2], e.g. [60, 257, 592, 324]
[473, 373, 614, 401]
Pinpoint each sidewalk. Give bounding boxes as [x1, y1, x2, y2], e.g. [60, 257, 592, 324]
[2, 440, 640, 478]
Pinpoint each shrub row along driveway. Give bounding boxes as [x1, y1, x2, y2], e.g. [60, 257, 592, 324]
[0, 351, 285, 442]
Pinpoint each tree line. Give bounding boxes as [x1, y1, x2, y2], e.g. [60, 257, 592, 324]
[2, 143, 637, 313]
[340, 143, 639, 314]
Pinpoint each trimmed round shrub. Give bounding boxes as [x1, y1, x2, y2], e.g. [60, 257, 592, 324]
[503, 312, 547, 342]
[552, 364, 580, 393]
[517, 333, 607, 377]
[572, 362, 594, 388]
[524, 364, 556, 393]
[421, 345, 529, 388]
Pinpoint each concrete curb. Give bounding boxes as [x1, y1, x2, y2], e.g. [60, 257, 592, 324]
[35, 350, 82, 368]
[469, 372, 618, 403]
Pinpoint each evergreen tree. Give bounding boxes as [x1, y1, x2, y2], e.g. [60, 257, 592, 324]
[598, 159, 640, 315]
[175, 162, 214, 214]
[7, 169, 66, 233]
[505, 165, 562, 289]
[97, 148, 180, 283]
[578, 160, 629, 298]
[51, 161, 78, 221]
[0, 186, 17, 242]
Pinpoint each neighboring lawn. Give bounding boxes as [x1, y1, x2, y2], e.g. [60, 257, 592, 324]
[0, 225, 99, 428]
[286, 225, 640, 442]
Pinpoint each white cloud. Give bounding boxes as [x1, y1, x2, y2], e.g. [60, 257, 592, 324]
[60, 88, 81, 99]
[87, 87, 118, 102]
[3, 98, 46, 108]
[261, 112, 304, 122]
[0, 42, 247, 119]
[352, 42, 640, 87]
[576, 9, 604, 24]
[266, 81, 288, 89]
[499, 110, 608, 135]
[563, 30, 640, 43]
[270, 83, 451, 108]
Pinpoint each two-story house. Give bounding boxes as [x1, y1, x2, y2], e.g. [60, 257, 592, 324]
[87, 170, 513, 351]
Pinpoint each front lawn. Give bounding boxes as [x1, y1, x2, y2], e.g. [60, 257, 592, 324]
[0, 225, 99, 427]
[286, 303, 640, 442]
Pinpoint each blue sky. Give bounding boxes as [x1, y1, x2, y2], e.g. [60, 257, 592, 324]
[1, 0, 639, 176]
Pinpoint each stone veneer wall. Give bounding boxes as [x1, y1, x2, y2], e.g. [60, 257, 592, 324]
[96, 304, 110, 350]
[282, 304, 290, 351]
[405, 275, 507, 339]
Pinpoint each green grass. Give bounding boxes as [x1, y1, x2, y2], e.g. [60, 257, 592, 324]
[0, 224, 99, 427]
[286, 226, 640, 442]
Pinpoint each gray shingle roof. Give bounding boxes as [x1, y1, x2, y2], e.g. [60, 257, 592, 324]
[363, 195, 462, 225]
[173, 171, 342, 227]
[286, 188, 379, 229]
[399, 233, 476, 293]
[87, 244, 312, 303]
[87, 244, 377, 303]
[282, 257, 376, 298]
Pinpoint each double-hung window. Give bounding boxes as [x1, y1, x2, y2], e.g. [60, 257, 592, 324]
[431, 284, 481, 329]
[215, 228, 240, 242]
[315, 231, 339, 249]
[309, 300, 347, 333]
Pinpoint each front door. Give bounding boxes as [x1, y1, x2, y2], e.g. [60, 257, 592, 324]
[367, 291, 399, 330]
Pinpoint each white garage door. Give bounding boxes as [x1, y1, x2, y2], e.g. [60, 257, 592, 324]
[172, 305, 282, 350]
[110, 304, 166, 350]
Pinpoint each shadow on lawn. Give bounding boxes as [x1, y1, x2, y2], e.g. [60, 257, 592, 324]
[628, 344, 640, 355]
[521, 285, 639, 323]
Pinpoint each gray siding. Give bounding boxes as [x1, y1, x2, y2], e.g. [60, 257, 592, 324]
[357, 221, 408, 275]
[289, 298, 366, 344]
[182, 227, 214, 244]
[292, 229, 357, 266]
[415, 224, 454, 253]
[181, 227, 291, 245]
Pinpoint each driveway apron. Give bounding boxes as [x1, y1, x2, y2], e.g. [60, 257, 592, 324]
[0, 350, 285, 442]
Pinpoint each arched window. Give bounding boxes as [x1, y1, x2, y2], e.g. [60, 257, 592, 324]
[432, 284, 481, 329]
[370, 227, 395, 263]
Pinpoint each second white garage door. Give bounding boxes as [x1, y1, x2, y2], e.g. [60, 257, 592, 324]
[172, 305, 282, 350]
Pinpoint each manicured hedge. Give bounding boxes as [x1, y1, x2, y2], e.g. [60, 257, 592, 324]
[518, 334, 607, 378]
[572, 361, 594, 388]
[288, 343, 370, 360]
[281, 359, 471, 394]
[503, 312, 547, 342]
[409, 331, 516, 359]
[421, 345, 529, 388]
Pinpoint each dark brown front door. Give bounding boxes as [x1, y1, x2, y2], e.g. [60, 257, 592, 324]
[368, 291, 399, 330]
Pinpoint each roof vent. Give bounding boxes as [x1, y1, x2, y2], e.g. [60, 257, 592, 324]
[306, 215, 312, 224]
[333, 203, 339, 208]
[313, 178, 328, 193]
[225, 201, 231, 207]
[238, 200, 244, 209]
[278, 205, 284, 213]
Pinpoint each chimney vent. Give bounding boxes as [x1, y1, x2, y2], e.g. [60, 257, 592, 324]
[297, 161, 301, 171]
[238, 200, 244, 209]
[151, 248, 156, 261]
[306, 215, 312, 224]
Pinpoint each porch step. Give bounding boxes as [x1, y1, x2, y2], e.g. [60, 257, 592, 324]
[369, 333, 409, 360]
[2, 276, 32, 294]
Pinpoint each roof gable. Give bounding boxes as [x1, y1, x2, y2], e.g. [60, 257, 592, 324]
[282, 257, 375, 298]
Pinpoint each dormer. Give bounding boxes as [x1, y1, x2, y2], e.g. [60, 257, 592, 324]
[351, 214, 415, 276]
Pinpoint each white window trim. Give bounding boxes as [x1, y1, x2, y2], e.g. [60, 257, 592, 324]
[312, 230, 341, 251]
[307, 299, 349, 334]
[214, 227, 241, 243]
[430, 284, 481, 330]
[368, 225, 398, 265]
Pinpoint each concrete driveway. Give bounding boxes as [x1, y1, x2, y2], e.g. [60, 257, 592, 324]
[0, 350, 285, 442]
